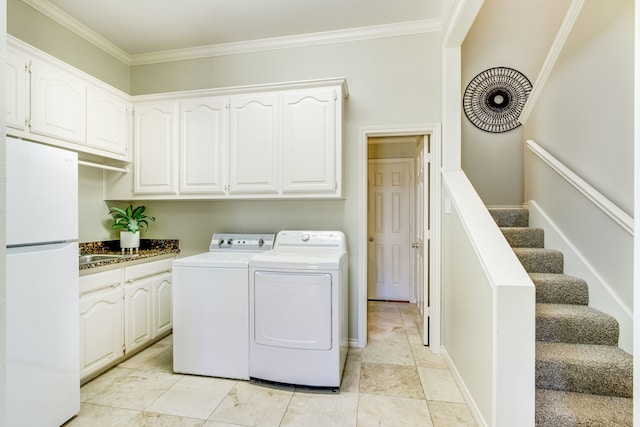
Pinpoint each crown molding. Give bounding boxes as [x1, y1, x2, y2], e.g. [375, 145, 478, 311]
[21, 0, 131, 65]
[130, 19, 442, 66]
[21, 0, 442, 66]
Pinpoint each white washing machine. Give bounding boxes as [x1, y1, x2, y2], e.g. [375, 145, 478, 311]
[172, 233, 274, 380]
[249, 230, 348, 389]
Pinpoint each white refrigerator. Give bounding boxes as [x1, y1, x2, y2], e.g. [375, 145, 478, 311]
[6, 137, 80, 426]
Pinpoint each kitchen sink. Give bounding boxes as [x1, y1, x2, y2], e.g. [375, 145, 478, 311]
[78, 254, 124, 264]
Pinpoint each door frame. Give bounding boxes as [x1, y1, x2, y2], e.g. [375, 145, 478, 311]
[357, 123, 441, 351]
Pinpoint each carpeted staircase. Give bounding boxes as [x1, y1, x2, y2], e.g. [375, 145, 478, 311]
[489, 208, 633, 427]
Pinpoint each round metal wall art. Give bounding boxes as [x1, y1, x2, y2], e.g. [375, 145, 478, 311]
[463, 67, 532, 133]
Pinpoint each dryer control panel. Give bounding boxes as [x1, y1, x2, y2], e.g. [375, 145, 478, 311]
[274, 230, 346, 250]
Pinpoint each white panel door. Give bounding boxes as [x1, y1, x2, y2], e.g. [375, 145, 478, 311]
[30, 59, 86, 144]
[6, 49, 28, 131]
[228, 93, 279, 194]
[180, 97, 226, 194]
[87, 85, 129, 156]
[133, 102, 178, 194]
[282, 88, 336, 194]
[367, 159, 413, 301]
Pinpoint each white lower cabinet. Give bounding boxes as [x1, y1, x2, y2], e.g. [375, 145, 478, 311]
[79, 257, 174, 382]
[79, 284, 124, 380]
[79, 269, 124, 381]
[124, 278, 154, 353]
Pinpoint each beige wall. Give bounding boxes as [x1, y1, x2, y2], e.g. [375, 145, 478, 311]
[525, 0, 634, 215]
[7, 0, 130, 92]
[461, 0, 572, 206]
[8, 0, 444, 341]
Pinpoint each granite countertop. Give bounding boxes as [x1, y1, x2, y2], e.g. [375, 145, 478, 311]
[79, 239, 180, 270]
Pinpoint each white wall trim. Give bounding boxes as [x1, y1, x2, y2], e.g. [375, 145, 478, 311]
[526, 140, 633, 235]
[358, 124, 442, 350]
[21, 0, 443, 66]
[519, 0, 585, 124]
[21, 0, 131, 65]
[130, 20, 442, 66]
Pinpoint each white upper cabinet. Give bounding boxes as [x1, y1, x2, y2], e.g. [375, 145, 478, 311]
[105, 78, 347, 201]
[228, 93, 280, 195]
[6, 48, 28, 131]
[180, 97, 226, 194]
[7, 36, 131, 162]
[133, 102, 178, 195]
[30, 59, 86, 144]
[87, 86, 130, 156]
[282, 88, 338, 195]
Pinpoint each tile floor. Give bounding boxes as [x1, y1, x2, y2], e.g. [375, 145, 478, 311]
[67, 301, 477, 426]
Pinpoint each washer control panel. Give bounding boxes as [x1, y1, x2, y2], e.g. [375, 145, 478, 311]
[209, 233, 275, 252]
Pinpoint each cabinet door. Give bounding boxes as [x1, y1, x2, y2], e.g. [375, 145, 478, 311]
[79, 287, 124, 380]
[153, 272, 173, 337]
[30, 59, 86, 144]
[133, 102, 178, 194]
[6, 49, 28, 131]
[228, 93, 279, 195]
[124, 279, 153, 353]
[87, 85, 130, 156]
[282, 88, 338, 195]
[180, 97, 226, 194]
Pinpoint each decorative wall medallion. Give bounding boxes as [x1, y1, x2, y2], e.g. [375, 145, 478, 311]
[463, 67, 532, 133]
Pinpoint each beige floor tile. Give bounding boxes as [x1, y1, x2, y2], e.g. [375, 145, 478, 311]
[119, 337, 172, 370]
[83, 369, 182, 410]
[135, 346, 174, 373]
[280, 391, 358, 427]
[411, 345, 448, 369]
[367, 323, 408, 343]
[127, 411, 205, 426]
[145, 375, 237, 420]
[404, 325, 425, 346]
[368, 301, 400, 313]
[202, 421, 253, 427]
[81, 367, 135, 403]
[367, 311, 404, 327]
[209, 382, 293, 427]
[361, 339, 415, 366]
[357, 393, 433, 427]
[65, 403, 139, 427]
[428, 401, 477, 427]
[340, 352, 361, 393]
[418, 367, 465, 403]
[359, 363, 424, 399]
[397, 302, 417, 315]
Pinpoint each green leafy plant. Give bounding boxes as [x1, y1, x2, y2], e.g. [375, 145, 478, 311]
[109, 204, 155, 234]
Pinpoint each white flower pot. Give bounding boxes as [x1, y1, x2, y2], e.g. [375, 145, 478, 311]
[120, 231, 140, 250]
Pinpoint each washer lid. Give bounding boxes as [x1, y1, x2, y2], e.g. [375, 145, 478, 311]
[173, 251, 258, 268]
[249, 248, 347, 270]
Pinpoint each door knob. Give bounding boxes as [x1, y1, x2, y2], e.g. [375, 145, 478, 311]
[369, 236, 374, 242]
[411, 242, 420, 248]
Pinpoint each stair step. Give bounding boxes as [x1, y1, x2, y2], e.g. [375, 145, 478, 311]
[488, 208, 529, 227]
[536, 342, 632, 397]
[514, 248, 564, 273]
[530, 273, 589, 305]
[501, 227, 545, 248]
[536, 304, 619, 346]
[535, 389, 632, 427]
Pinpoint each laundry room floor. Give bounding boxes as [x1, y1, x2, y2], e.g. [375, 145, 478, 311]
[67, 301, 477, 426]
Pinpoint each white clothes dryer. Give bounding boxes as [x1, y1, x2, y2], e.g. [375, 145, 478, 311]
[172, 233, 274, 380]
[249, 230, 348, 389]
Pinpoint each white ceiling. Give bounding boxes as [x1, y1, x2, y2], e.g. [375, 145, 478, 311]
[23, 0, 449, 64]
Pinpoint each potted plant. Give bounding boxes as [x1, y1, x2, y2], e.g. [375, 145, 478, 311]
[109, 204, 155, 251]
